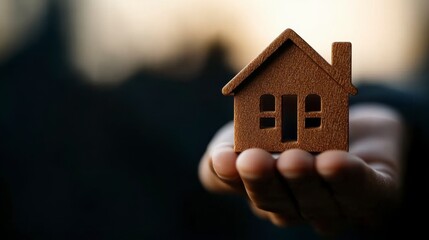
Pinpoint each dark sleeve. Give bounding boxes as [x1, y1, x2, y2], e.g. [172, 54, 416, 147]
[350, 82, 427, 128]
[350, 81, 429, 236]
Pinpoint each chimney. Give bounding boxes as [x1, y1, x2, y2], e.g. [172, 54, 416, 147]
[332, 42, 351, 85]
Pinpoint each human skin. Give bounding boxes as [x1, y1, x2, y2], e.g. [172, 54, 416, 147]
[198, 103, 405, 235]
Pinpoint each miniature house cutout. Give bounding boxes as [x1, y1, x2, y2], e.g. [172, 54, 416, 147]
[222, 28, 357, 153]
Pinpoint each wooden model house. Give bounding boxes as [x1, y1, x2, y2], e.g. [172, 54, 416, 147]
[222, 28, 357, 153]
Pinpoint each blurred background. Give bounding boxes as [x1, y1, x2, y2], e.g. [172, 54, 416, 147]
[1, 0, 428, 85]
[1, 0, 428, 239]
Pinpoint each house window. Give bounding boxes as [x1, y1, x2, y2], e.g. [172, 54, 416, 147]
[305, 118, 321, 128]
[305, 94, 321, 112]
[260, 117, 275, 129]
[260, 94, 275, 111]
[305, 94, 321, 128]
[260, 94, 275, 129]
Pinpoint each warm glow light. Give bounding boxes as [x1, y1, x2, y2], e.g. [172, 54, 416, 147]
[1, 0, 427, 85]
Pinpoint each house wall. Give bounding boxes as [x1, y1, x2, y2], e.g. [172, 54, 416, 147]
[234, 41, 349, 153]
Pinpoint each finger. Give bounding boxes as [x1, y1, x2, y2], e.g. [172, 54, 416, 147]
[236, 148, 303, 225]
[198, 144, 244, 194]
[249, 201, 293, 228]
[315, 151, 399, 223]
[248, 200, 291, 228]
[277, 149, 344, 233]
[248, 201, 270, 220]
[266, 212, 290, 228]
[211, 143, 240, 180]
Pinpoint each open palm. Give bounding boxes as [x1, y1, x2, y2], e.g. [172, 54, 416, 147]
[199, 104, 404, 235]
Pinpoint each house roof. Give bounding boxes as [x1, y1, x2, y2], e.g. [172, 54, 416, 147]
[222, 28, 358, 95]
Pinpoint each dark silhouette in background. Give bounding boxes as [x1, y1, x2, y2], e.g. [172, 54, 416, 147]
[0, 3, 295, 239]
[0, 3, 237, 239]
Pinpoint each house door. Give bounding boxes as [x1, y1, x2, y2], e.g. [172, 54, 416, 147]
[281, 94, 297, 142]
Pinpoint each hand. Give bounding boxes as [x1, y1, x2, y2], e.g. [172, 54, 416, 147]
[198, 104, 405, 235]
